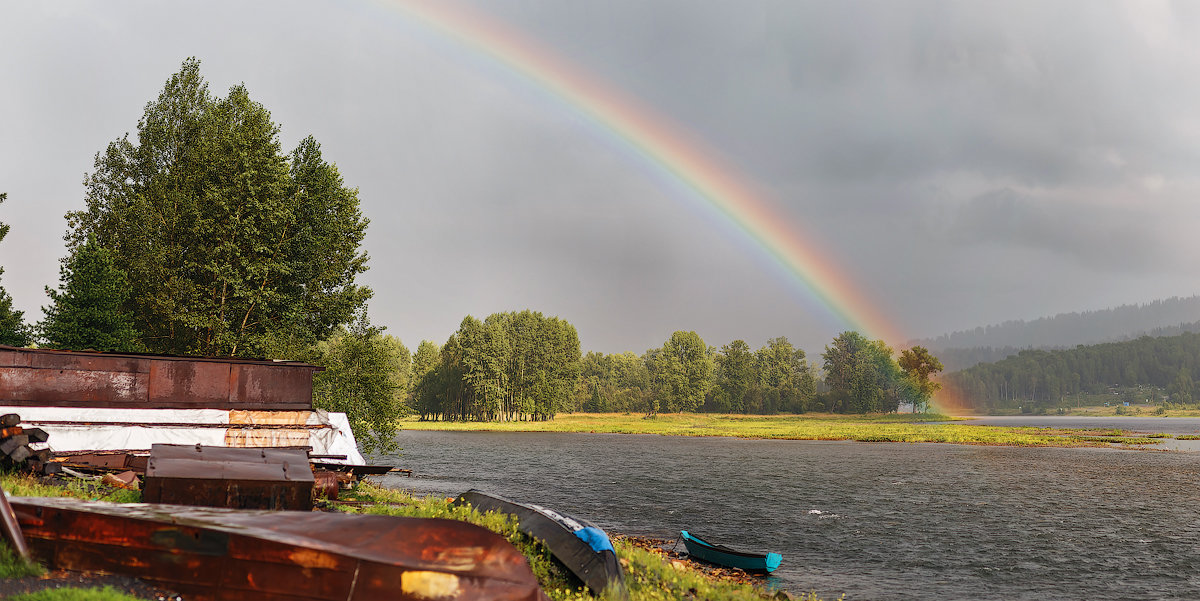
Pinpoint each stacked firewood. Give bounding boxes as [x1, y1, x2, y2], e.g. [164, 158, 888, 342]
[0, 413, 56, 474]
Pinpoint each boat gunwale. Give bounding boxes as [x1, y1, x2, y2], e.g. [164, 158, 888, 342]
[681, 530, 770, 560]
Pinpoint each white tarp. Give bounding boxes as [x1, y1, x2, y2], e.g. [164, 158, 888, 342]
[0, 406, 366, 465]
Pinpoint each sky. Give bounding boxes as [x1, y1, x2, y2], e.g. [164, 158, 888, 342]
[3, 0, 1200, 356]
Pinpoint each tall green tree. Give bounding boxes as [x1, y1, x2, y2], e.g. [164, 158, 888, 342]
[415, 310, 581, 421]
[899, 346, 944, 413]
[0, 193, 31, 346]
[576, 351, 652, 413]
[410, 340, 441, 416]
[755, 337, 816, 414]
[823, 331, 902, 413]
[1168, 367, 1193, 405]
[311, 308, 406, 453]
[646, 331, 713, 413]
[712, 340, 755, 413]
[65, 58, 369, 357]
[39, 238, 142, 352]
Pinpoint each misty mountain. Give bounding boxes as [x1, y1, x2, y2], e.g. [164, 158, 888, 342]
[913, 296, 1200, 371]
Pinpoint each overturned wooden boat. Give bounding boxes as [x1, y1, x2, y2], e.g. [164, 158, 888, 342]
[8, 494, 547, 601]
[455, 490, 628, 599]
[680, 530, 782, 574]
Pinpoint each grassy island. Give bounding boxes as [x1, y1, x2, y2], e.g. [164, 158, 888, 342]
[401, 412, 1166, 447]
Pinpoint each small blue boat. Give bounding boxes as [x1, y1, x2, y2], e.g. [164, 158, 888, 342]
[680, 530, 782, 573]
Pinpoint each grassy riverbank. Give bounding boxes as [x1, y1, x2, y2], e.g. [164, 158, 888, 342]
[400, 412, 1165, 447]
[0, 473, 805, 601]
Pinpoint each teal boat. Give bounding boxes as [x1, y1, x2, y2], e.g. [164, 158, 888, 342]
[680, 530, 782, 574]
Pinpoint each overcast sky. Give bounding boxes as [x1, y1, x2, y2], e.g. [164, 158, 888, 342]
[3, 0, 1200, 355]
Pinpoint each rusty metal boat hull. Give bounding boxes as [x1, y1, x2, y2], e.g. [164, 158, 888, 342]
[10, 496, 546, 601]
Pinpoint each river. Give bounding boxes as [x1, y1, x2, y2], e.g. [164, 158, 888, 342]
[373, 419, 1200, 600]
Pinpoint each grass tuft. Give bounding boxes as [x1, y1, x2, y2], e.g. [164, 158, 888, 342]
[7, 586, 145, 601]
[0, 541, 43, 579]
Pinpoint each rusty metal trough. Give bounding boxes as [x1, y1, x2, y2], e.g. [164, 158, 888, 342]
[0, 345, 321, 410]
[143, 444, 315, 511]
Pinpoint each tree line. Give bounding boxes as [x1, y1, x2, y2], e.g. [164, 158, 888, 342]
[942, 332, 1200, 412]
[406, 327, 943, 420]
[409, 311, 581, 422]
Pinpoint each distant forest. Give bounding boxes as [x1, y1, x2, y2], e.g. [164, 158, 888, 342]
[912, 296, 1200, 371]
[943, 332, 1200, 413]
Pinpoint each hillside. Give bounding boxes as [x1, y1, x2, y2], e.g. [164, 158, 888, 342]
[942, 331, 1200, 413]
[913, 296, 1200, 370]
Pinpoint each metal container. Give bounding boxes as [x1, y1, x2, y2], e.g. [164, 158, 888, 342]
[143, 444, 315, 510]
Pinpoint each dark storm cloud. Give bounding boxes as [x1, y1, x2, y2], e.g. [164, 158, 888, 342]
[947, 188, 1172, 272]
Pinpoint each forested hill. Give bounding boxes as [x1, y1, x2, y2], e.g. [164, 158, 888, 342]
[912, 296, 1200, 371]
[942, 332, 1200, 413]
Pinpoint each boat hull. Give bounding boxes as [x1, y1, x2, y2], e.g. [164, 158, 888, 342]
[455, 490, 627, 599]
[680, 530, 782, 574]
[11, 496, 546, 601]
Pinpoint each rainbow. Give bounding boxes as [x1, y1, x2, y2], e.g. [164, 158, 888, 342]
[377, 0, 907, 347]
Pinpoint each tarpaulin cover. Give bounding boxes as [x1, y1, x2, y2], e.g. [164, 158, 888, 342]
[0, 406, 365, 464]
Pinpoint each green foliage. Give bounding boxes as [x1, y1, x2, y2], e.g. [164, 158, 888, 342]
[415, 310, 581, 421]
[65, 58, 369, 357]
[311, 308, 408, 453]
[0, 472, 141, 503]
[645, 331, 712, 413]
[576, 351, 651, 414]
[0, 541, 43, 579]
[752, 336, 816, 413]
[1168, 367, 1193, 404]
[898, 346, 944, 413]
[822, 332, 904, 413]
[39, 238, 142, 352]
[944, 332, 1200, 412]
[0, 193, 31, 346]
[6, 587, 144, 601]
[711, 340, 754, 412]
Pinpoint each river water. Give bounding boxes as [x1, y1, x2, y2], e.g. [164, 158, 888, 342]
[374, 420, 1200, 600]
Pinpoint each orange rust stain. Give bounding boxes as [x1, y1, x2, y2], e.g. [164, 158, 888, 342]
[288, 548, 340, 569]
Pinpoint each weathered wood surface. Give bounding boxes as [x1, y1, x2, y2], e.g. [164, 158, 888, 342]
[10, 496, 547, 601]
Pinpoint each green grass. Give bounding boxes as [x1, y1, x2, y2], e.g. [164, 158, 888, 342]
[0, 472, 145, 599]
[400, 412, 1164, 448]
[0, 473, 141, 503]
[6, 587, 146, 601]
[0, 541, 43, 579]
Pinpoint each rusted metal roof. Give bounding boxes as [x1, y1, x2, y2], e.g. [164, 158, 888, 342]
[0, 345, 321, 410]
[9, 494, 548, 601]
[144, 444, 315, 510]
